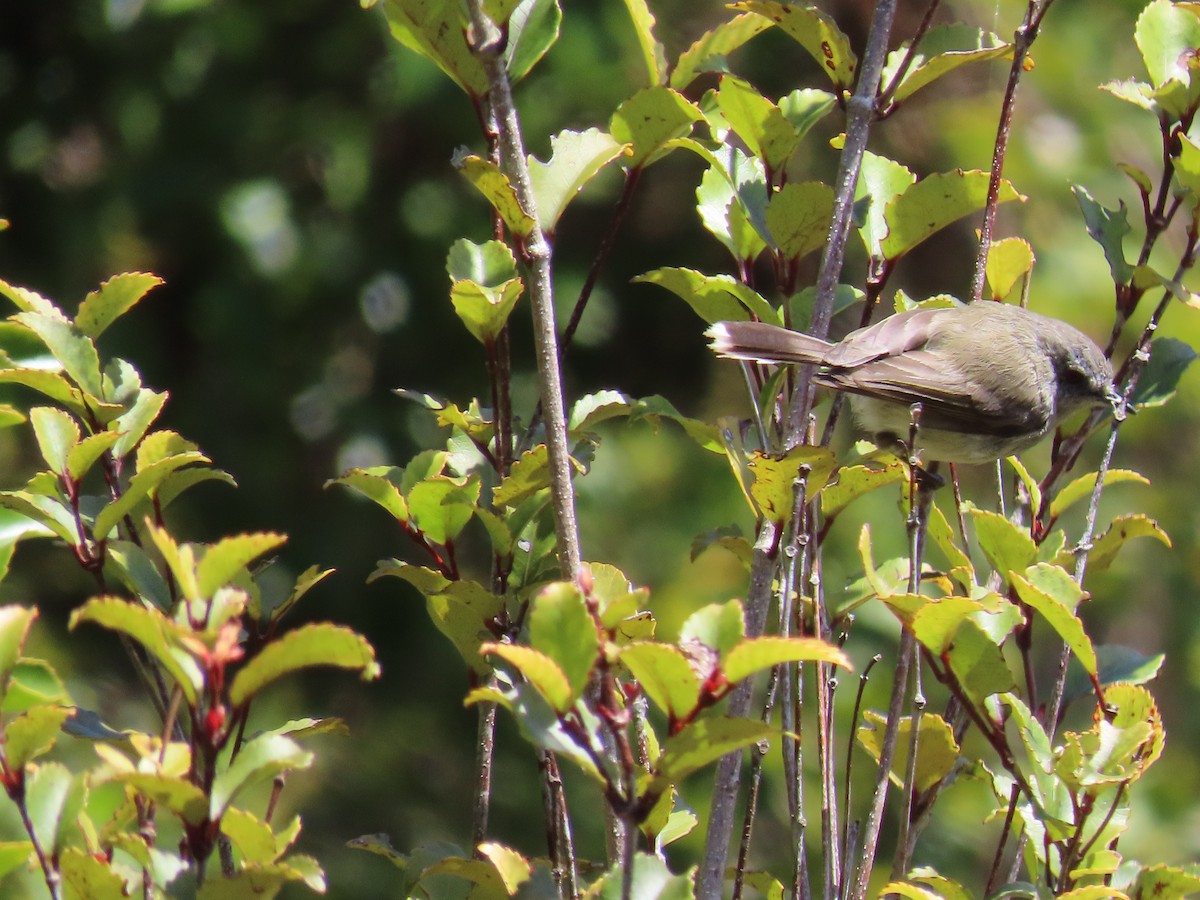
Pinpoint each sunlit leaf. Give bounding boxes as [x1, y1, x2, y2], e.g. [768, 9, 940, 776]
[75, 272, 164, 338]
[210, 733, 313, 820]
[230, 623, 380, 708]
[528, 128, 625, 232]
[528, 582, 599, 704]
[670, 12, 771, 90]
[724, 635, 850, 682]
[731, 1, 856, 90]
[610, 86, 702, 168]
[857, 711, 959, 792]
[881, 170, 1023, 261]
[1072, 185, 1133, 286]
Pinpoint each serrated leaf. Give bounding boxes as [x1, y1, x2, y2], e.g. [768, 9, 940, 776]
[620, 0, 667, 87]
[716, 75, 802, 172]
[670, 12, 772, 90]
[528, 128, 626, 232]
[76, 272, 163, 338]
[4, 660, 68, 715]
[881, 170, 1024, 261]
[13, 311, 103, 398]
[446, 238, 518, 285]
[693, 146, 770, 262]
[857, 711, 959, 792]
[882, 25, 1012, 104]
[406, 476, 481, 544]
[947, 620, 1016, 704]
[820, 458, 906, 520]
[0, 606, 38, 704]
[1072, 185, 1133, 285]
[0, 491, 76, 543]
[478, 841, 533, 894]
[0, 278, 67, 320]
[724, 636, 849, 682]
[229, 623, 379, 708]
[1050, 469, 1148, 520]
[326, 468, 409, 521]
[610, 86, 702, 168]
[211, 733, 313, 820]
[747, 445, 838, 524]
[5, 705, 71, 769]
[455, 154, 537, 237]
[60, 846, 129, 900]
[849, 149, 917, 259]
[66, 430, 122, 484]
[732, 1, 856, 90]
[494, 445, 551, 507]
[93, 450, 209, 539]
[221, 807, 280, 864]
[450, 277, 524, 344]
[196, 532, 287, 599]
[1069, 514, 1171, 572]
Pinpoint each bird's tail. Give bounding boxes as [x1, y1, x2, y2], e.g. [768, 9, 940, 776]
[706, 321, 832, 365]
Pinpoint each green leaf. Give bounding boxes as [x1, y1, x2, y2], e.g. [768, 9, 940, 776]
[1050, 469, 1148, 520]
[0, 278, 68, 319]
[610, 86, 702, 168]
[455, 154, 537, 237]
[618, 643, 701, 720]
[881, 170, 1024, 261]
[0, 606, 38, 707]
[484, 643, 573, 712]
[70, 597, 202, 705]
[1131, 337, 1198, 408]
[590, 852, 695, 899]
[326, 468, 409, 521]
[909, 596, 988, 655]
[654, 716, 776, 783]
[59, 846, 129, 900]
[694, 146, 769, 262]
[1176, 133, 1200, 198]
[494, 445, 551, 507]
[765, 180, 834, 261]
[0, 491, 76, 544]
[1065, 645, 1164, 706]
[1072, 185, 1133, 285]
[967, 507, 1036, 584]
[732, 1, 856, 91]
[1135, 0, 1200, 88]
[1133, 865, 1200, 900]
[680, 601, 745, 661]
[857, 711, 960, 791]
[229, 623, 380, 708]
[406, 476, 481, 544]
[13, 312, 104, 399]
[504, 0, 561, 83]
[221, 807, 282, 864]
[528, 128, 625, 232]
[527, 582, 599, 705]
[210, 733, 313, 820]
[1071, 514, 1171, 572]
[945, 620, 1015, 704]
[449, 277, 524, 344]
[882, 25, 1012, 104]
[778, 88, 836, 141]
[620, 0, 668, 87]
[716, 76, 802, 172]
[379, 0, 487, 96]
[446, 238, 517, 285]
[849, 149, 917, 259]
[66, 431, 122, 485]
[75, 272, 164, 338]
[820, 457, 906, 520]
[0, 843, 34, 883]
[4, 659, 69, 715]
[93, 449, 209, 539]
[670, 12, 772, 90]
[635, 267, 776, 325]
[4, 705, 71, 769]
[724, 636, 850, 682]
[1011, 570, 1096, 676]
[747, 445, 838, 524]
[29, 407, 80, 476]
[25, 762, 85, 857]
[197, 532, 287, 599]
[984, 237, 1035, 301]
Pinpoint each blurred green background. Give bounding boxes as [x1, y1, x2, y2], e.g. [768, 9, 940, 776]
[0, 0, 1198, 895]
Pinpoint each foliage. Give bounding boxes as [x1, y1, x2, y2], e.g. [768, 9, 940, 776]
[1, 0, 1200, 898]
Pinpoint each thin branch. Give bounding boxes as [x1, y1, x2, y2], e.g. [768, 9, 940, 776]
[464, 0, 582, 582]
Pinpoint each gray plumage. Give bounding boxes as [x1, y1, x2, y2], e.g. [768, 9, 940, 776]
[707, 302, 1118, 464]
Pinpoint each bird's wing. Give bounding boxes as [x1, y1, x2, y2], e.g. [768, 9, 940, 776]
[821, 307, 949, 367]
[819, 350, 1048, 437]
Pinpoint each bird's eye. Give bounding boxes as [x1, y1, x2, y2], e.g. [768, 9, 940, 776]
[1061, 367, 1089, 388]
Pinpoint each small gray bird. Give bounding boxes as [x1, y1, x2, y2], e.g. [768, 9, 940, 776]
[707, 302, 1120, 464]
